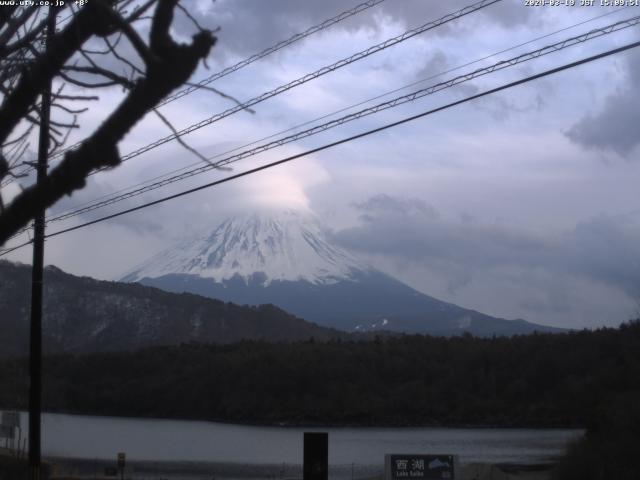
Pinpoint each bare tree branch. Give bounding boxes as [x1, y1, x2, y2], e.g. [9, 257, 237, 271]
[125, 0, 157, 23]
[52, 103, 89, 114]
[51, 93, 99, 101]
[0, 0, 216, 244]
[0, 15, 47, 57]
[153, 107, 212, 165]
[93, 0, 159, 65]
[177, 3, 206, 33]
[102, 35, 144, 75]
[62, 64, 135, 88]
[58, 69, 125, 88]
[185, 81, 255, 114]
[0, 2, 119, 144]
[0, 7, 37, 51]
[103, 37, 144, 75]
[0, 7, 19, 32]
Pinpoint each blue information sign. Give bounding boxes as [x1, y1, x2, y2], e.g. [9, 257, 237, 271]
[387, 455, 455, 480]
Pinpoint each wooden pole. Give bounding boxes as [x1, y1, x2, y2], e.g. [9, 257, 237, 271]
[28, 7, 55, 480]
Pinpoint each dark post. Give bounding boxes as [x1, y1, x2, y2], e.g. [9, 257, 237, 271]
[28, 7, 55, 480]
[117, 452, 126, 480]
[303, 432, 328, 480]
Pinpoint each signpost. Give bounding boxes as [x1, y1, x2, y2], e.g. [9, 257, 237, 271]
[117, 452, 126, 480]
[1, 411, 19, 449]
[1, 411, 20, 428]
[385, 454, 457, 480]
[303, 432, 328, 480]
[0, 425, 14, 439]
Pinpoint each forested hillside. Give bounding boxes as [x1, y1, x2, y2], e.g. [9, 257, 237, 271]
[1, 321, 638, 427]
[0, 261, 347, 357]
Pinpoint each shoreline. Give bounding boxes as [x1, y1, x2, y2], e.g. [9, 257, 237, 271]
[44, 456, 557, 480]
[3, 407, 586, 430]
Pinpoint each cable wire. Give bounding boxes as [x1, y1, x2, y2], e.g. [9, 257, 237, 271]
[57, 0, 503, 174]
[3, 37, 639, 256]
[43, 0, 388, 164]
[44, 5, 634, 222]
[37, 14, 640, 227]
[159, 0, 388, 107]
[2, 0, 499, 190]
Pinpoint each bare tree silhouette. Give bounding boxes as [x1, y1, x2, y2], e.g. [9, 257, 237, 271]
[0, 0, 217, 245]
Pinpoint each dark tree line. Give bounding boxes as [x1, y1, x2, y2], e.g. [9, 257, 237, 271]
[553, 390, 640, 480]
[1, 320, 639, 427]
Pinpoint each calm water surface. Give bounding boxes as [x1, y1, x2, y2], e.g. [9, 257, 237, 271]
[14, 412, 582, 466]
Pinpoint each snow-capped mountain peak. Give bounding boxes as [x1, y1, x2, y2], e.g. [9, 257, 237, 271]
[119, 210, 563, 337]
[121, 210, 369, 286]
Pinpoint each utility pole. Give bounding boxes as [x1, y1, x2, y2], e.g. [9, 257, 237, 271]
[29, 7, 55, 480]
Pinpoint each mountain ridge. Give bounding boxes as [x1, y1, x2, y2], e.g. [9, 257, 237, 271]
[0, 260, 348, 358]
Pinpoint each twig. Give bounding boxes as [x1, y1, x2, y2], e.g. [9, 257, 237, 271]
[153, 107, 213, 165]
[58, 70, 123, 89]
[185, 82, 255, 114]
[62, 64, 136, 88]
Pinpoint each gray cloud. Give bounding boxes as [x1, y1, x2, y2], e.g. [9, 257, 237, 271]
[472, 89, 546, 121]
[194, 0, 536, 60]
[378, 0, 533, 31]
[337, 194, 548, 271]
[353, 193, 438, 219]
[414, 51, 449, 81]
[7, 0, 633, 332]
[333, 194, 640, 305]
[564, 213, 640, 298]
[565, 51, 640, 157]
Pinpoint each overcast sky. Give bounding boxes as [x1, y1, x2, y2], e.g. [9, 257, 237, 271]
[4, 0, 640, 329]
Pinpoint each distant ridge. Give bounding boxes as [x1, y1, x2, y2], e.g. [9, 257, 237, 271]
[0, 260, 347, 357]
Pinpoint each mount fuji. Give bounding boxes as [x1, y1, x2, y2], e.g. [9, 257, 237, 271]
[121, 210, 562, 336]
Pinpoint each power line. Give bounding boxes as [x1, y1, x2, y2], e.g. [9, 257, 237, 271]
[4, 6, 636, 243]
[0, 0, 502, 211]
[3, 0, 499, 189]
[159, 0, 388, 107]
[6, 11, 636, 243]
[0, 242, 29, 256]
[42, 0, 388, 165]
[1, 0, 501, 243]
[45, 5, 634, 222]
[4, 0, 496, 190]
[36, 14, 640, 227]
[3, 37, 639, 257]
[84, 0, 502, 174]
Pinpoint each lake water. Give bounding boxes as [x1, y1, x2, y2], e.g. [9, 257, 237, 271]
[8, 411, 582, 467]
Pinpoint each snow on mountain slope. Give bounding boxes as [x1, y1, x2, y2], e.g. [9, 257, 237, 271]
[122, 210, 369, 286]
[120, 209, 565, 336]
